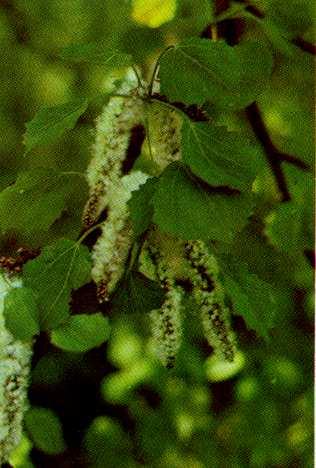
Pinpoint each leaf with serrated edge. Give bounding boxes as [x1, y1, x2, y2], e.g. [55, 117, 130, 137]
[24, 98, 88, 153]
[51, 313, 110, 352]
[152, 163, 254, 243]
[23, 239, 91, 330]
[182, 120, 260, 190]
[159, 38, 272, 109]
[60, 42, 132, 67]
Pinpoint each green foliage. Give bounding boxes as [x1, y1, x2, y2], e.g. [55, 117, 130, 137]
[0, 0, 313, 466]
[51, 313, 110, 352]
[3, 287, 40, 341]
[181, 119, 261, 190]
[220, 259, 279, 338]
[128, 177, 158, 236]
[24, 98, 88, 153]
[113, 270, 165, 315]
[0, 169, 67, 240]
[24, 407, 66, 455]
[159, 38, 273, 108]
[23, 239, 91, 330]
[60, 43, 132, 68]
[152, 162, 254, 242]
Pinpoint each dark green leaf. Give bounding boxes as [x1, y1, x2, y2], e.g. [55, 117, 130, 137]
[265, 170, 313, 253]
[128, 178, 158, 237]
[112, 271, 165, 315]
[23, 239, 91, 330]
[60, 42, 132, 67]
[159, 38, 273, 109]
[25, 407, 66, 455]
[3, 287, 40, 341]
[152, 163, 254, 243]
[51, 313, 110, 352]
[0, 169, 68, 240]
[182, 120, 260, 190]
[220, 259, 278, 338]
[24, 98, 88, 153]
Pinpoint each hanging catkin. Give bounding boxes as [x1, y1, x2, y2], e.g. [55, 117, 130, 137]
[145, 101, 182, 171]
[147, 244, 183, 368]
[0, 271, 32, 464]
[185, 240, 236, 362]
[91, 170, 149, 302]
[83, 68, 145, 228]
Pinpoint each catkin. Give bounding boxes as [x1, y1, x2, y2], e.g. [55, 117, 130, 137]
[146, 102, 182, 171]
[91, 170, 149, 302]
[185, 240, 236, 362]
[148, 244, 183, 368]
[0, 271, 32, 464]
[83, 68, 145, 228]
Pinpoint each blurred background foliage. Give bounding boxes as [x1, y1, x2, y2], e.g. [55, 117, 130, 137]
[0, 0, 314, 467]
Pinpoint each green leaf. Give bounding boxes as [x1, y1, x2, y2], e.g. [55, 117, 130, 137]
[51, 313, 110, 352]
[24, 98, 88, 153]
[24, 407, 66, 455]
[265, 171, 313, 254]
[182, 120, 260, 190]
[3, 287, 40, 341]
[152, 163, 254, 243]
[220, 259, 278, 338]
[60, 42, 132, 67]
[128, 178, 158, 237]
[23, 239, 91, 330]
[0, 169, 67, 240]
[112, 271, 165, 314]
[159, 38, 273, 109]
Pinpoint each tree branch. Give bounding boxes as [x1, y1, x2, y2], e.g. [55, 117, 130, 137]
[246, 102, 291, 201]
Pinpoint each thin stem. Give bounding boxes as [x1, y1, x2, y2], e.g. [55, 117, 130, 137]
[131, 65, 145, 90]
[78, 222, 105, 244]
[148, 45, 175, 97]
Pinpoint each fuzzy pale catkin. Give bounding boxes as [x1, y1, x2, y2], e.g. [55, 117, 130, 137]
[146, 102, 182, 172]
[0, 271, 32, 464]
[91, 170, 149, 302]
[83, 68, 144, 228]
[185, 240, 236, 362]
[148, 244, 183, 368]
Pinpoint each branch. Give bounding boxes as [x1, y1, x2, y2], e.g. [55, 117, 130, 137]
[245, 102, 311, 202]
[245, 103, 290, 200]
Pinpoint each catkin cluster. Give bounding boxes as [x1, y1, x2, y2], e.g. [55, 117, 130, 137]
[84, 69, 236, 367]
[0, 271, 32, 464]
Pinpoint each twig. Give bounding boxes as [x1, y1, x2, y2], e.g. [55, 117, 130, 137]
[245, 103, 291, 201]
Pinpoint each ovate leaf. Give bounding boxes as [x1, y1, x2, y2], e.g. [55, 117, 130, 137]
[128, 177, 158, 236]
[182, 120, 260, 190]
[112, 271, 165, 314]
[0, 169, 67, 240]
[25, 407, 66, 455]
[23, 239, 91, 330]
[220, 259, 278, 338]
[60, 42, 132, 67]
[152, 163, 254, 243]
[51, 313, 110, 352]
[159, 38, 273, 109]
[24, 98, 88, 153]
[265, 169, 313, 254]
[3, 287, 40, 341]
